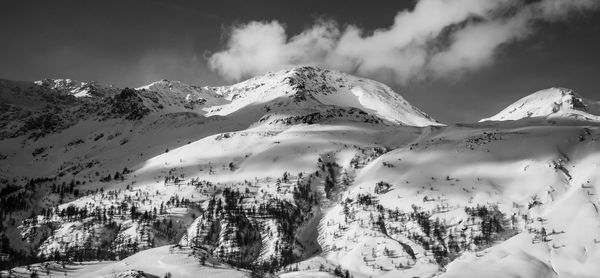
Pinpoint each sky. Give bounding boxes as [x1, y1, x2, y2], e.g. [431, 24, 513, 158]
[1, 0, 599, 123]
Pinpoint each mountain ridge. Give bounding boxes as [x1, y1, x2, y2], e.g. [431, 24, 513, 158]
[0, 66, 440, 142]
[2, 68, 600, 278]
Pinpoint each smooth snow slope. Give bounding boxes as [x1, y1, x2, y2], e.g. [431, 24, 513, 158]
[0, 245, 247, 278]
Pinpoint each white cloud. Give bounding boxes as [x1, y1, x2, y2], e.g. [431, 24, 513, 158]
[208, 0, 600, 84]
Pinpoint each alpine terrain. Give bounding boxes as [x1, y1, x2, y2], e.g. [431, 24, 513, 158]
[1, 66, 600, 278]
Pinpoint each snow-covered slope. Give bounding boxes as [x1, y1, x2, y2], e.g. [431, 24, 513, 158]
[481, 87, 600, 122]
[135, 66, 441, 126]
[0, 67, 438, 275]
[0, 245, 247, 278]
[322, 124, 600, 277]
[2, 70, 600, 278]
[1, 66, 438, 142]
[136, 80, 225, 115]
[199, 66, 440, 127]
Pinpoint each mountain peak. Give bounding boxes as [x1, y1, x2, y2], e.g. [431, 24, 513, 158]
[202, 66, 442, 126]
[480, 87, 600, 123]
[34, 78, 117, 98]
[134, 67, 441, 126]
[137, 79, 206, 99]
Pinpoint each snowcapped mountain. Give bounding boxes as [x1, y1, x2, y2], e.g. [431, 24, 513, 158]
[1, 66, 437, 141]
[1, 68, 600, 278]
[137, 66, 441, 126]
[197, 66, 440, 127]
[480, 87, 600, 122]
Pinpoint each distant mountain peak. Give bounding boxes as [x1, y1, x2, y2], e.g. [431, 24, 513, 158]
[34, 78, 117, 98]
[480, 87, 600, 122]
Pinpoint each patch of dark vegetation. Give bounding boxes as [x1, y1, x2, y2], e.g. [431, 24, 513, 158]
[66, 138, 85, 147]
[102, 88, 151, 120]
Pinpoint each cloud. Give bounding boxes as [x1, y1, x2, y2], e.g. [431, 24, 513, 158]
[208, 0, 600, 84]
[208, 20, 340, 81]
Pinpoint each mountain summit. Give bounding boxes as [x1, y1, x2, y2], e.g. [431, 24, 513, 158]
[197, 66, 440, 126]
[480, 87, 600, 122]
[138, 66, 441, 126]
[0, 66, 439, 141]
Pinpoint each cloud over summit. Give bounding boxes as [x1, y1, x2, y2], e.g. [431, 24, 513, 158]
[208, 0, 599, 84]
